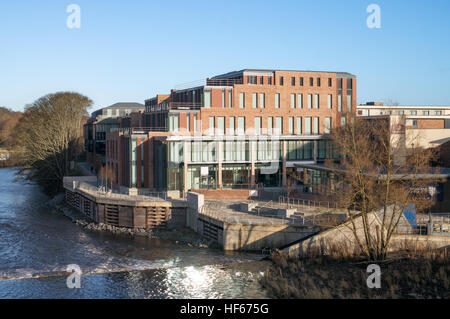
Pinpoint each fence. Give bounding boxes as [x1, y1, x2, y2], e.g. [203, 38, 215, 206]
[278, 196, 338, 210]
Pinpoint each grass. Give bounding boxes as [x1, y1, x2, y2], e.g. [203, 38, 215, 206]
[259, 246, 449, 299]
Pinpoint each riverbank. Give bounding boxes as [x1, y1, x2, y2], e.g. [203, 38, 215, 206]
[47, 193, 214, 249]
[259, 249, 449, 299]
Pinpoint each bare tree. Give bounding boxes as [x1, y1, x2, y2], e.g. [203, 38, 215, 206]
[326, 115, 438, 261]
[13, 92, 92, 195]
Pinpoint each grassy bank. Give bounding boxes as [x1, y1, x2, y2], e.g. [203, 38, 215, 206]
[259, 248, 449, 299]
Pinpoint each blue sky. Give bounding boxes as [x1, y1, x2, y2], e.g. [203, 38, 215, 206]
[1, 0, 449, 112]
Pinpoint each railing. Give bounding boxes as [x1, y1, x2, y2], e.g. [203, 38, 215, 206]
[117, 127, 168, 134]
[206, 78, 243, 86]
[147, 102, 202, 112]
[279, 196, 338, 210]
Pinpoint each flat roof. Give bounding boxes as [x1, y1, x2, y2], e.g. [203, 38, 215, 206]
[212, 69, 356, 79]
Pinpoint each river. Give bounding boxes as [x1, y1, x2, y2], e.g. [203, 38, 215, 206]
[0, 167, 268, 298]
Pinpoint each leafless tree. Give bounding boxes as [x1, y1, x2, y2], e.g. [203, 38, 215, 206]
[326, 114, 438, 261]
[13, 92, 92, 194]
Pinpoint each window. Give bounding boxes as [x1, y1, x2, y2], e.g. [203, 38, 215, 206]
[169, 114, 179, 132]
[260, 76, 264, 85]
[308, 94, 312, 109]
[298, 94, 303, 109]
[209, 117, 215, 135]
[314, 94, 319, 109]
[238, 117, 245, 135]
[268, 76, 272, 85]
[268, 117, 273, 135]
[275, 93, 280, 108]
[228, 90, 232, 108]
[204, 90, 211, 108]
[218, 117, 225, 135]
[328, 78, 332, 87]
[229, 117, 235, 135]
[305, 117, 311, 135]
[247, 76, 257, 84]
[259, 93, 265, 108]
[412, 120, 418, 129]
[317, 78, 321, 87]
[279, 76, 284, 86]
[300, 77, 304, 86]
[254, 117, 262, 135]
[327, 94, 332, 109]
[435, 110, 443, 115]
[324, 117, 331, 134]
[296, 117, 302, 134]
[341, 116, 346, 126]
[239, 92, 245, 108]
[252, 93, 258, 108]
[290, 94, 296, 108]
[288, 117, 294, 134]
[275, 117, 283, 135]
[187, 114, 190, 132]
[309, 77, 313, 86]
[221, 90, 225, 108]
[445, 119, 450, 129]
[422, 110, 429, 115]
[410, 110, 417, 115]
[347, 93, 352, 111]
[338, 94, 342, 112]
[194, 114, 198, 132]
[313, 117, 319, 134]
[291, 77, 295, 86]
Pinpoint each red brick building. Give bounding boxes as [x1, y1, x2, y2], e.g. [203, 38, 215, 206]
[106, 69, 357, 197]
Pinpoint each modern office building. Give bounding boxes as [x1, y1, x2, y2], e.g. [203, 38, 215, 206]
[105, 69, 357, 198]
[356, 103, 450, 149]
[84, 102, 144, 169]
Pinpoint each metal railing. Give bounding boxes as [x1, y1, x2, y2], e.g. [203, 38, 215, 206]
[206, 78, 243, 86]
[117, 127, 169, 134]
[278, 196, 338, 210]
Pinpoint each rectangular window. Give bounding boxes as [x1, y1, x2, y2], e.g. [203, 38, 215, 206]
[252, 93, 258, 108]
[314, 94, 319, 109]
[290, 94, 296, 108]
[238, 117, 245, 135]
[308, 94, 312, 109]
[254, 117, 262, 135]
[218, 117, 225, 135]
[209, 117, 215, 135]
[300, 77, 304, 86]
[410, 110, 417, 115]
[422, 110, 430, 115]
[194, 114, 198, 132]
[279, 76, 284, 86]
[317, 78, 321, 87]
[291, 77, 295, 86]
[327, 94, 332, 109]
[298, 94, 303, 109]
[247, 76, 257, 84]
[228, 90, 232, 108]
[341, 116, 346, 126]
[187, 114, 190, 132]
[324, 117, 331, 134]
[275, 117, 283, 135]
[221, 90, 225, 108]
[268, 77, 272, 85]
[239, 92, 245, 108]
[204, 90, 211, 108]
[338, 94, 342, 112]
[305, 117, 311, 135]
[347, 94, 352, 111]
[260, 76, 264, 85]
[288, 117, 294, 134]
[412, 119, 418, 129]
[229, 116, 235, 135]
[259, 93, 265, 108]
[296, 117, 302, 135]
[328, 78, 332, 87]
[309, 77, 313, 86]
[275, 93, 280, 108]
[268, 117, 273, 135]
[313, 117, 319, 134]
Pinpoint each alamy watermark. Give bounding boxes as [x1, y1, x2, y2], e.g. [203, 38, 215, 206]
[66, 264, 82, 289]
[66, 4, 81, 29]
[366, 4, 381, 29]
[366, 264, 381, 289]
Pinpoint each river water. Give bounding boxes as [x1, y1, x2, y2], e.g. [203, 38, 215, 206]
[0, 168, 268, 298]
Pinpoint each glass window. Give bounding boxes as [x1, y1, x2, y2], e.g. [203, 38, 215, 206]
[252, 93, 258, 108]
[259, 93, 265, 108]
[204, 90, 211, 108]
[218, 117, 225, 135]
[209, 117, 215, 135]
[239, 92, 245, 108]
[327, 94, 332, 109]
[308, 94, 312, 109]
[324, 117, 331, 134]
[338, 94, 342, 112]
[254, 117, 262, 135]
[290, 94, 296, 108]
[305, 117, 311, 135]
[314, 94, 319, 109]
[298, 94, 303, 109]
[268, 117, 273, 135]
[186, 114, 190, 132]
[313, 117, 319, 134]
[275, 93, 280, 108]
[193, 114, 198, 132]
[288, 117, 294, 134]
[229, 117, 235, 135]
[238, 117, 245, 135]
[275, 117, 283, 135]
[347, 94, 352, 111]
[296, 117, 302, 135]
[228, 90, 232, 108]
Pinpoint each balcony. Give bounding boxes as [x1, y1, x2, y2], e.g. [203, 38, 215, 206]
[148, 102, 202, 112]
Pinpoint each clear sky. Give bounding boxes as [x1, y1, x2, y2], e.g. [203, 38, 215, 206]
[1, 0, 449, 112]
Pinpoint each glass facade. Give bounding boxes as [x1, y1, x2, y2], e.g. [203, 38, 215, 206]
[222, 164, 251, 189]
